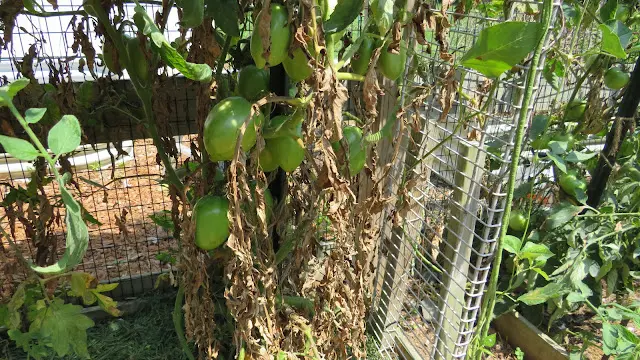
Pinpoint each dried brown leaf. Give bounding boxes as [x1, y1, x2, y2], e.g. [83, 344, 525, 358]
[257, 0, 272, 67]
[438, 67, 457, 122]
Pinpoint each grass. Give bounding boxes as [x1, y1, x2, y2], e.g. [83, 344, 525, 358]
[0, 292, 190, 360]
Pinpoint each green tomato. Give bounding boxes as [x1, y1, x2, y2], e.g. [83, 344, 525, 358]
[193, 195, 230, 250]
[238, 65, 269, 101]
[559, 171, 587, 197]
[351, 36, 376, 76]
[203, 97, 264, 161]
[250, 4, 291, 68]
[378, 40, 407, 81]
[332, 126, 366, 176]
[508, 211, 528, 232]
[259, 143, 280, 172]
[565, 100, 586, 121]
[283, 47, 313, 82]
[269, 136, 305, 172]
[531, 134, 551, 150]
[604, 67, 630, 90]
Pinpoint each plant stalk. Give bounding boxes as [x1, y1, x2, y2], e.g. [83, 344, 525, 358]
[472, 0, 553, 357]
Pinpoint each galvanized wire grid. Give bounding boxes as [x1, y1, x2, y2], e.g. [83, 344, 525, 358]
[367, 1, 560, 359]
[0, 0, 191, 297]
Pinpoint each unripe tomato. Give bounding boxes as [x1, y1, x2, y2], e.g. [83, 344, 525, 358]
[203, 97, 264, 161]
[250, 4, 291, 68]
[559, 171, 587, 197]
[283, 47, 313, 82]
[238, 65, 269, 101]
[259, 143, 279, 172]
[378, 40, 407, 81]
[269, 136, 305, 172]
[194, 195, 229, 250]
[331, 126, 366, 176]
[604, 68, 630, 90]
[565, 100, 586, 121]
[509, 211, 528, 232]
[351, 36, 376, 76]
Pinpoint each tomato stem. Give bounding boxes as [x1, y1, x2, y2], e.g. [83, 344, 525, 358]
[336, 72, 364, 82]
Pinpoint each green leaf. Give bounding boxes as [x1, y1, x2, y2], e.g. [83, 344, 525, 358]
[562, 3, 581, 27]
[371, 0, 394, 36]
[542, 58, 565, 91]
[69, 272, 98, 305]
[93, 292, 122, 316]
[600, 20, 632, 59]
[175, 0, 204, 28]
[548, 140, 568, 154]
[529, 115, 549, 140]
[461, 22, 542, 77]
[206, 0, 240, 36]
[606, 268, 619, 294]
[547, 152, 567, 173]
[31, 182, 89, 274]
[518, 282, 567, 305]
[25, 108, 47, 124]
[519, 242, 554, 262]
[29, 298, 94, 358]
[532, 267, 550, 281]
[565, 151, 596, 162]
[0, 135, 40, 161]
[324, 0, 364, 34]
[566, 291, 586, 303]
[482, 333, 497, 348]
[133, 5, 212, 82]
[503, 235, 522, 254]
[48, 115, 81, 155]
[545, 202, 582, 230]
[602, 322, 618, 354]
[599, 0, 617, 23]
[0, 78, 30, 104]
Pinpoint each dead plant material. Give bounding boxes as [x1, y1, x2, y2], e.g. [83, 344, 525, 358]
[580, 71, 606, 135]
[0, 0, 23, 50]
[71, 20, 97, 76]
[438, 66, 457, 122]
[256, 0, 272, 67]
[362, 49, 383, 119]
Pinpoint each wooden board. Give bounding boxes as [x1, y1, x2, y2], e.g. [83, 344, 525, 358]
[494, 312, 569, 360]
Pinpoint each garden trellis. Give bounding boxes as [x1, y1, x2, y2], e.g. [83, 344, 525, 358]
[0, 0, 635, 358]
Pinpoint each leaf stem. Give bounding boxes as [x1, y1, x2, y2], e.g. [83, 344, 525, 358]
[336, 72, 365, 82]
[172, 284, 195, 360]
[2, 98, 62, 184]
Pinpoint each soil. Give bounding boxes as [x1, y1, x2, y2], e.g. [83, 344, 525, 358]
[0, 138, 193, 296]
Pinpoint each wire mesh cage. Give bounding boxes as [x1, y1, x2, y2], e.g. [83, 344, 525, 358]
[365, 1, 567, 358]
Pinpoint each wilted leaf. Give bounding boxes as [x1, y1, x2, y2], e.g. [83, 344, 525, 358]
[134, 5, 212, 82]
